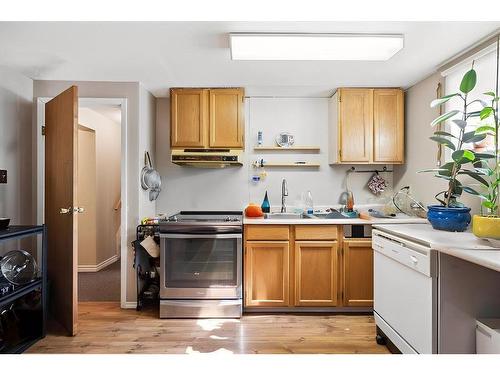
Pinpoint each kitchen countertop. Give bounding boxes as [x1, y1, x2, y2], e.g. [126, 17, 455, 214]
[374, 223, 500, 273]
[243, 215, 427, 225]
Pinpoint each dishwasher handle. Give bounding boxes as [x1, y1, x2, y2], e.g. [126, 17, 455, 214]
[372, 230, 434, 277]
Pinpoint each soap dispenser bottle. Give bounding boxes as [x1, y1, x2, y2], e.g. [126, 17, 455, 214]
[261, 191, 271, 213]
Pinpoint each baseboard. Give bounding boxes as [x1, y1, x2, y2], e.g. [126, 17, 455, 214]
[244, 306, 373, 313]
[78, 254, 120, 273]
[122, 301, 137, 309]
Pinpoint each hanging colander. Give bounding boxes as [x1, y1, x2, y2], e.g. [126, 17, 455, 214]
[140, 151, 162, 201]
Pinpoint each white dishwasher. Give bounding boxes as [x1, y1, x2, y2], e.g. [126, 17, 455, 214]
[372, 228, 438, 354]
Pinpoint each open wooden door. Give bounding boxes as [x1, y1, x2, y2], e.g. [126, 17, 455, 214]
[45, 86, 79, 336]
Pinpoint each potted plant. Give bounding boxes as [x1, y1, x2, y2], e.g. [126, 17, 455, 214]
[471, 63, 500, 245]
[420, 62, 494, 232]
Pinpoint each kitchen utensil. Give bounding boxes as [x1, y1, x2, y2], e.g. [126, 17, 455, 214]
[140, 151, 162, 201]
[344, 170, 355, 212]
[0, 218, 10, 230]
[392, 186, 427, 218]
[275, 132, 295, 147]
[359, 211, 371, 220]
[0, 250, 38, 285]
[342, 210, 359, 218]
[368, 208, 395, 218]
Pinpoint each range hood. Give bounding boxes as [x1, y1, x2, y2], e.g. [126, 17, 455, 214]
[171, 149, 243, 168]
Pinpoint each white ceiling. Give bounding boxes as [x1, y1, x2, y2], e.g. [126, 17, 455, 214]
[0, 22, 499, 97]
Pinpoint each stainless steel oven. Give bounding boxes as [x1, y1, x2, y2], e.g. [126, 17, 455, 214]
[159, 211, 243, 318]
[160, 232, 242, 299]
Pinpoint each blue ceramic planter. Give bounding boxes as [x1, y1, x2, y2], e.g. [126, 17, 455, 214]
[427, 205, 471, 232]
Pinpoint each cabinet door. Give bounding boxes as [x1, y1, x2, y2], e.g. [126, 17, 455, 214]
[245, 241, 289, 307]
[209, 88, 244, 148]
[343, 239, 373, 307]
[338, 88, 373, 163]
[294, 241, 338, 306]
[170, 88, 208, 148]
[373, 89, 404, 163]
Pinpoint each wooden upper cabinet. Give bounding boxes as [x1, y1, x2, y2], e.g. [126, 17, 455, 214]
[294, 241, 338, 307]
[329, 87, 404, 164]
[338, 88, 373, 163]
[170, 87, 244, 149]
[373, 89, 404, 163]
[343, 239, 374, 307]
[209, 88, 244, 148]
[245, 241, 290, 307]
[170, 88, 208, 148]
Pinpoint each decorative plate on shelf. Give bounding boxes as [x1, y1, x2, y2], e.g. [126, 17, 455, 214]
[275, 132, 295, 148]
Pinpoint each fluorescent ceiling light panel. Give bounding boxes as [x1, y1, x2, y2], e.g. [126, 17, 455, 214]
[230, 33, 404, 61]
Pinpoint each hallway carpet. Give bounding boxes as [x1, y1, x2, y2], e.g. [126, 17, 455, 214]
[78, 259, 121, 301]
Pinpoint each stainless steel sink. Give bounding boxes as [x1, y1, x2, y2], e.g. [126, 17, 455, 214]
[265, 212, 304, 220]
[264, 210, 350, 220]
[302, 209, 348, 219]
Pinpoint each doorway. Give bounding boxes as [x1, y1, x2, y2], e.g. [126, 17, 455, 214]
[37, 94, 128, 335]
[76, 104, 122, 301]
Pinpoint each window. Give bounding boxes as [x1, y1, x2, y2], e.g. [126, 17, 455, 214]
[443, 45, 498, 159]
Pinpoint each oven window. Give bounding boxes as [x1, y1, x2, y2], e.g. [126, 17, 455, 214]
[164, 237, 238, 288]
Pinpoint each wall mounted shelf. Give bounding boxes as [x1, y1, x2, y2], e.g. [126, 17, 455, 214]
[252, 161, 320, 168]
[254, 146, 320, 152]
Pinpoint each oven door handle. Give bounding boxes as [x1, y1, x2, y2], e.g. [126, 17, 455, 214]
[160, 233, 242, 239]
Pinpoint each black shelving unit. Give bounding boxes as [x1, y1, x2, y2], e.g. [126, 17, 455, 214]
[133, 225, 160, 311]
[0, 225, 47, 354]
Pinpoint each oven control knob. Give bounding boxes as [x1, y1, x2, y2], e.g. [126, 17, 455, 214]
[225, 216, 231, 222]
[171, 216, 177, 222]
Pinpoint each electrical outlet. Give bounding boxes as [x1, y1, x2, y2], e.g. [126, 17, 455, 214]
[0, 170, 7, 184]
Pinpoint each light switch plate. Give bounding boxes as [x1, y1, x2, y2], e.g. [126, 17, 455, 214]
[0, 169, 7, 183]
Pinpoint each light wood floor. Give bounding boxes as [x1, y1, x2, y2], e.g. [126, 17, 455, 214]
[28, 302, 390, 354]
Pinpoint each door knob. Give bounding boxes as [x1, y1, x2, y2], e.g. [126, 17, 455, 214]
[73, 207, 85, 213]
[59, 207, 72, 214]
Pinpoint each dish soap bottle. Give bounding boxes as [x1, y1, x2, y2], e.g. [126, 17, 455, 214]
[261, 191, 270, 213]
[305, 191, 314, 215]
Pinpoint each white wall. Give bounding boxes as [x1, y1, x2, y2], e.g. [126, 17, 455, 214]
[393, 72, 482, 214]
[79, 107, 121, 265]
[33, 80, 155, 305]
[393, 73, 446, 206]
[155, 97, 394, 215]
[77, 127, 97, 267]
[139, 84, 157, 218]
[247, 98, 393, 209]
[0, 67, 33, 224]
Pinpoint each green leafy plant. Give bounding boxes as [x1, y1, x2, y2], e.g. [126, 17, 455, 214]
[473, 90, 499, 216]
[420, 62, 498, 209]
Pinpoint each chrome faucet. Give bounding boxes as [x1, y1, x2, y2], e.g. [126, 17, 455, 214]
[281, 178, 288, 213]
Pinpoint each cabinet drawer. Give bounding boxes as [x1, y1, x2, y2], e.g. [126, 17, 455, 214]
[295, 225, 338, 240]
[245, 225, 289, 240]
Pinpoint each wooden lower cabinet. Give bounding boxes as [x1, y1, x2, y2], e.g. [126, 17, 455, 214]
[243, 225, 373, 310]
[295, 241, 338, 306]
[245, 241, 290, 307]
[343, 239, 374, 307]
